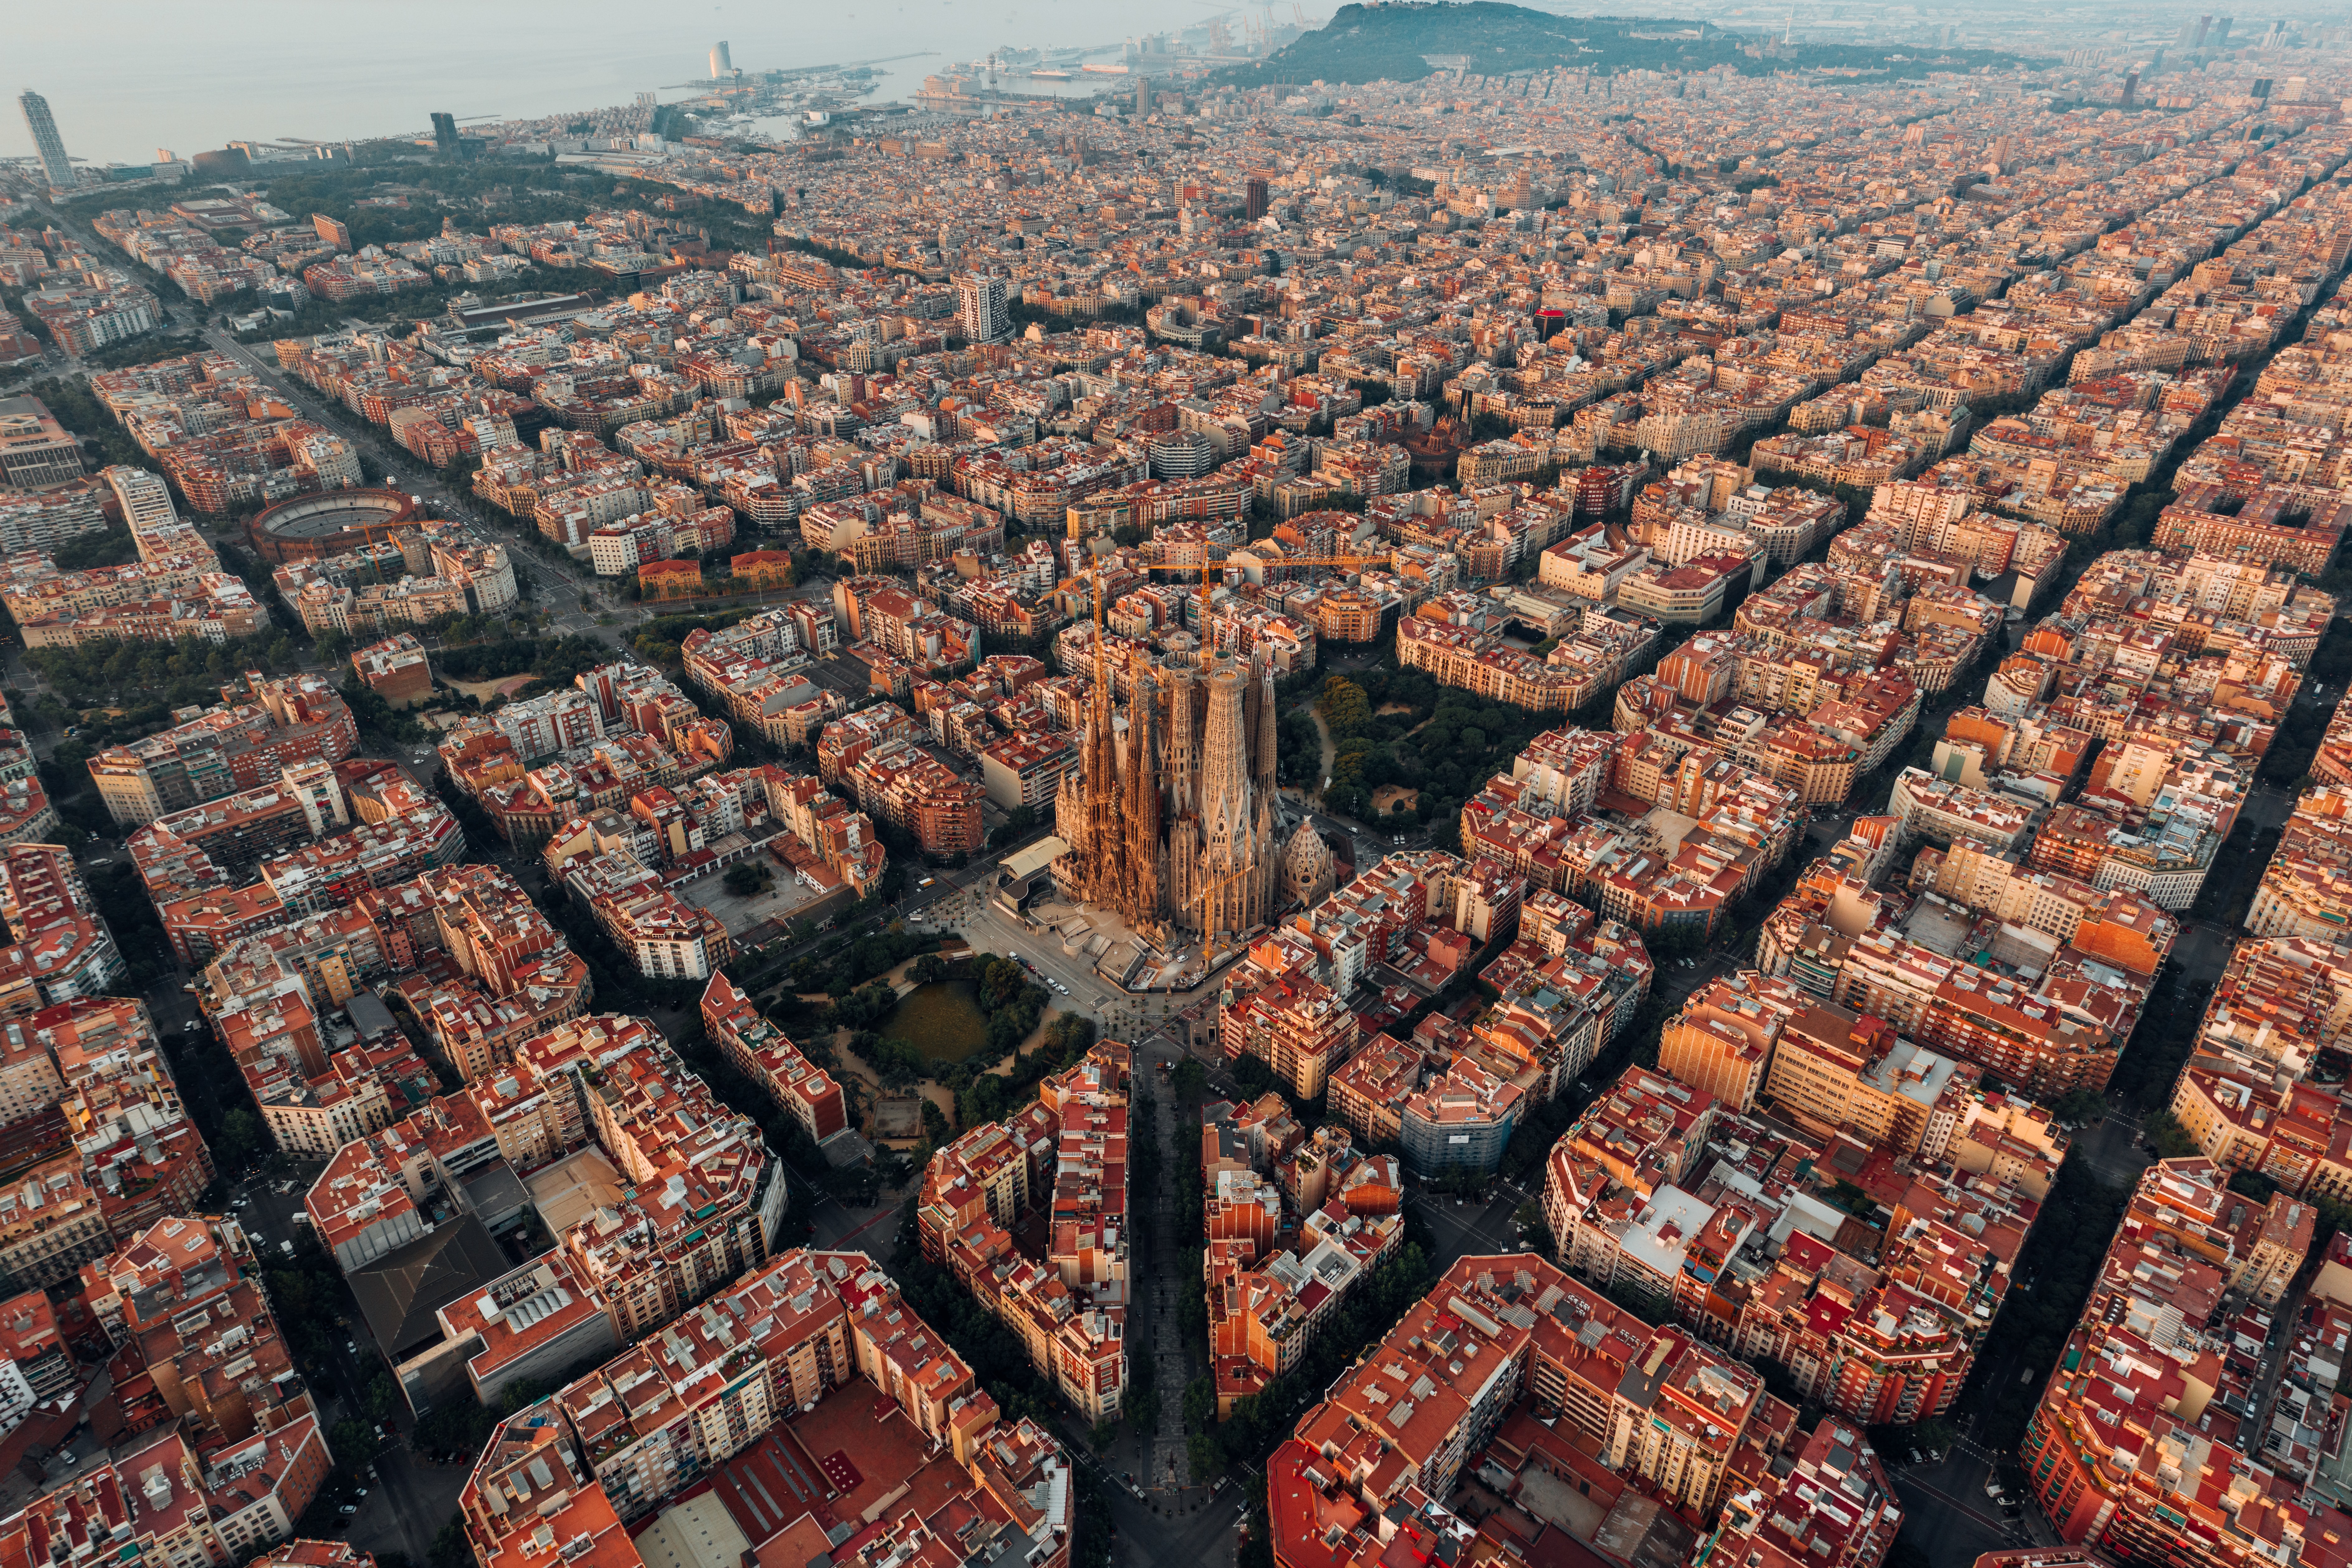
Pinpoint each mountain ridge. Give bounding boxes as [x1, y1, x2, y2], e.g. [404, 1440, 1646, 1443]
[1219, 3, 2023, 88]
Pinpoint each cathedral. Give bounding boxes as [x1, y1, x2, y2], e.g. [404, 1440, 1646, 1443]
[1052, 643, 1295, 940]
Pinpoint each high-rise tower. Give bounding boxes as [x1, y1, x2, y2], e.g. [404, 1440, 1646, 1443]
[103, 467, 176, 535]
[956, 273, 1008, 345]
[17, 92, 75, 189]
[710, 41, 734, 78]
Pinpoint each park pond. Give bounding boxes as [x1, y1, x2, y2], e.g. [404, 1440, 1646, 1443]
[882, 980, 991, 1062]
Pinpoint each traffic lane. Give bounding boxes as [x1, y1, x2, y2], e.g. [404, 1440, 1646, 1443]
[1413, 1187, 1525, 1269]
[1887, 1469, 2021, 1568]
[347, 1445, 466, 1561]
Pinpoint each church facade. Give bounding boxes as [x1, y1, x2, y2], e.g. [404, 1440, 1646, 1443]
[1052, 642, 1294, 940]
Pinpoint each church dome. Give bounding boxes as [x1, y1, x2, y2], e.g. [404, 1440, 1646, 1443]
[1282, 820, 1336, 910]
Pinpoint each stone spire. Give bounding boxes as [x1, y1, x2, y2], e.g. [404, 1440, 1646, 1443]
[1251, 649, 1279, 797]
[1081, 637, 1123, 908]
[1122, 659, 1162, 924]
[1195, 659, 1259, 936]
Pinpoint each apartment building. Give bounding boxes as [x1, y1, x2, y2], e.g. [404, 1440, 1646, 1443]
[88, 674, 359, 829]
[349, 635, 433, 709]
[699, 973, 848, 1148]
[0, 1418, 332, 1567]
[1270, 1250, 1816, 1568]
[310, 1014, 783, 1351]
[1215, 950, 1361, 1102]
[457, 1247, 1069, 1568]
[917, 1042, 1128, 1422]
[78, 1215, 316, 1446]
[1549, 1058, 2032, 1424]
[2020, 1158, 2329, 1563]
[1200, 1105, 1402, 1410]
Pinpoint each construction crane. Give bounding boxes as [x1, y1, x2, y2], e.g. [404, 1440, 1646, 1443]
[1184, 548, 1385, 664]
[1076, 544, 1383, 944]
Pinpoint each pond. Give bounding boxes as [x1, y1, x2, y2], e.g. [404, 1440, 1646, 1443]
[882, 980, 991, 1063]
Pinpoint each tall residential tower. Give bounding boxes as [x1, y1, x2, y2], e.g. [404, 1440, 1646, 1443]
[17, 92, 74, 189]
[955, 273, 1008, 345]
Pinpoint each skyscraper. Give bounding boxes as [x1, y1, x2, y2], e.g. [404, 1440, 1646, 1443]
[17, 92, 74, 190]
[103, 467, 176, 535]
[1136, 75, 1153, 117]
[956, 273, 1008, 345]
[430, 112, 460, 157]
[1246, 175, 1269, 222]
[710, 41, 733, 78]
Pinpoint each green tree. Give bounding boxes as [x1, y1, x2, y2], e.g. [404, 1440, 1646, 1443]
[216, 1108, 265, 1172]
[2143, 1107, 2200, 1158]
[1184, 1375, 1218, 1431]
[1232, 1054, 1274, 1099]
[1317, 675, 1372, 737]
[2050, 1090, 2107, 1124]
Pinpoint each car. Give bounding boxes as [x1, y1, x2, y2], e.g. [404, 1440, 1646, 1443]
[61, 1452, 76, 1467]
[182, 1020, 201, 1032]
[230, 1199, 247, 1210]
[338, 1507, 358, 1517]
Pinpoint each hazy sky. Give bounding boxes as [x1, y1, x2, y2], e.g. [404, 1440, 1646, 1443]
[13, 0, 1227, 165]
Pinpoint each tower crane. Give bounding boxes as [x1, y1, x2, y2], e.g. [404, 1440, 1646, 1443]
[1072, 543, 1387, 945]
[1185, 548, 1386, 665]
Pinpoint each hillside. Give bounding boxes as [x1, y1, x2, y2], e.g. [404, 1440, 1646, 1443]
[1220, 2, 2021, 87]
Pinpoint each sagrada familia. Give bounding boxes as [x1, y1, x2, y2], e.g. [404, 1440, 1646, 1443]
[1052, 640, 1334, 940]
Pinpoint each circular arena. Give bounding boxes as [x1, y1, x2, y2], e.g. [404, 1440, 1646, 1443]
[248, 487, 426, 563]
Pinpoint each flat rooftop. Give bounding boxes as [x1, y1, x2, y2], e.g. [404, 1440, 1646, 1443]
[524, 1147, 628, 1236]
[706, 1380, 972, 1553]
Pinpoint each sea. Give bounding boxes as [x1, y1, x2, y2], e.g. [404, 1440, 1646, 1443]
[14, 0, 1213, 168]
